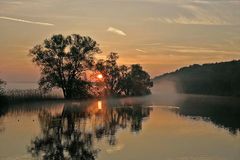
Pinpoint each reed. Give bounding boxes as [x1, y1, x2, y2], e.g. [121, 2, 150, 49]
[4, 89, 63, 105]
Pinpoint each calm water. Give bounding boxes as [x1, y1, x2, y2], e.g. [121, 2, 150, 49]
[0, 94, 240, 160]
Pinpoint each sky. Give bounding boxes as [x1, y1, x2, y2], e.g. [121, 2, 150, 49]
[0, 0, 240, 84]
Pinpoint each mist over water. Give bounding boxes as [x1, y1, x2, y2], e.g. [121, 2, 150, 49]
[152, 80, 178, 95]
[0, 91, 240, 159]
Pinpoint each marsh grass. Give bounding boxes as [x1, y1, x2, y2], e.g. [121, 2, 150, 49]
[3, 89, 63, 105]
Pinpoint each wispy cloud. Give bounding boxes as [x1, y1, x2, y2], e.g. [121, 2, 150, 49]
[0, 16, 54, 26]
[164, 45, 240, 56]
[0, 1, 23, 5]
[192, 0, 240, 4]
[136, 49, 147, 53]
[142, 43, 164, 46]
[107, 27, 126, 36]
[147, 16, 230, 26]
[146, 3, 232, 26]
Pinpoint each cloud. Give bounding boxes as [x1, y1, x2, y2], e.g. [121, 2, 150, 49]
[182, 16, 226, 25]
[0, 16, 54, 26]
[143, 43, 164, 46]
[192, 0, 240, 4]
[147, 16, 230, 26]
[107, 27, 126, 36]
[146, 3, 233, 26]
[136, 49, 147, 53]
[164, 45, 240, 56]
[0, 1, 23, 5]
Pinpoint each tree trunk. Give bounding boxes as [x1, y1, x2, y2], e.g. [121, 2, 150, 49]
[62, 87, 72, 99]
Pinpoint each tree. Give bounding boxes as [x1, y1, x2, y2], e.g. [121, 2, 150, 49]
[116, 65, 130, 95]
[153, 60, 240, 96]
[0, 79, 6, 95]
[96, 52, 121, 96]
[96, 53, 153, 96]
[126, 64, 153, 96]
[29, 34, 100, 99]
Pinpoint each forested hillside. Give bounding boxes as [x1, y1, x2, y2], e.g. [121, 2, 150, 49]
[154, 60, 240, 96]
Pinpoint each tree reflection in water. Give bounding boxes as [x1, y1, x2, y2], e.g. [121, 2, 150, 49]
[28, 100, 152, 159]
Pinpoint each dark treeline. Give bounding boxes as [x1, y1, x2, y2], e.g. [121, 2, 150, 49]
[154, 60, 240, 97]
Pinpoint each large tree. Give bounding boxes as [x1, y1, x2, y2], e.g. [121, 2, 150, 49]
[30, 34, 100, 99]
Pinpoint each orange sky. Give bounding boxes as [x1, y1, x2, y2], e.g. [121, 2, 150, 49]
[0, 0, 240, 87]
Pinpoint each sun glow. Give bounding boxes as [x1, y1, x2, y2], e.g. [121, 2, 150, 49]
[98, 100, 102, 110]
[97, 74, 103, 79]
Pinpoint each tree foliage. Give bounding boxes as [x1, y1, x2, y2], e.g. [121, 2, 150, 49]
[29, 34, 100, 99]
[96, 52, 121, 95]
[154, 60, 240, 96]
[0, 79, 6, 95]
[30, 34, 152, 99]
[124, 64, 153, 96]
[96, 53, 153, 96]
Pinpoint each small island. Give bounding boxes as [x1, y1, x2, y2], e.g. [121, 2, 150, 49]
[0, 34, 153, 104]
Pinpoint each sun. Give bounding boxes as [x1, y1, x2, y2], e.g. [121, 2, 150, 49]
[97, 74, 103, 79]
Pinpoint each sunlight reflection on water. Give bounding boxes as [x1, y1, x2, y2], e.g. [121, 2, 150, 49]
[0, 95, 239, 160]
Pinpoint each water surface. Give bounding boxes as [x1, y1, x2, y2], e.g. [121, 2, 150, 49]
[0, 94, 240, 160]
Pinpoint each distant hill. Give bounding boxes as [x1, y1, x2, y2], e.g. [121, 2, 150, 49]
[153, 60, 240, 97]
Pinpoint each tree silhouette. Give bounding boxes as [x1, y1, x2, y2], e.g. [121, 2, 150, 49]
[0, 79, 6, 95]
[96, 53, 153, 96]
[28, 109, 98, 160]
[96, 52, 121, 96]
[154, 60, 240, 97]
[0, 79, 7, 104]
[29, 34, 100, 99]
[28, 102, 152, 159]
[125, 64, 153, 96]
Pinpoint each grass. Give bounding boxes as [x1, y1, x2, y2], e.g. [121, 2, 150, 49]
[1, 89, 63, 105]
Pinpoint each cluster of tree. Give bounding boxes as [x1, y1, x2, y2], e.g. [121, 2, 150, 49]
[30, 34, 153, 99]
[154, 60, 240, 97]
[96, 52, 153, 96]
